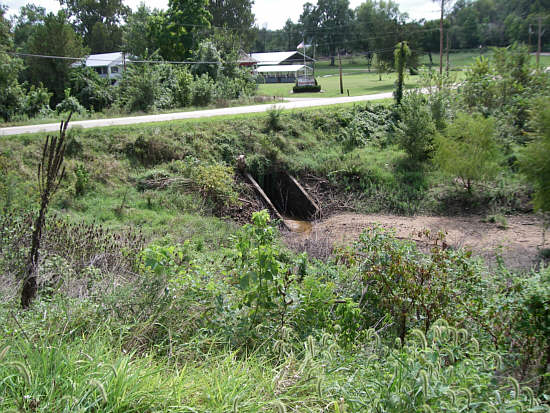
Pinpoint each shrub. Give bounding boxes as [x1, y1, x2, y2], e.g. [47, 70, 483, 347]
[191, 74, 216, 106]
[191, 40, 222, 81]
[435, 112, 502, 193]
[68, 66, 114, 112]
[22, 84, 52, 118]
[396, 91, 437, 162]
[293, 84, 321, 93]
[56, 88, 86, 115]
[520, 98, 550, 212]
[74, 162, 89, 197]
[174, 67, 193, 107]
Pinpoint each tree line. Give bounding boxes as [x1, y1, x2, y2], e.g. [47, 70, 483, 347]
[0, 0, 549, 121]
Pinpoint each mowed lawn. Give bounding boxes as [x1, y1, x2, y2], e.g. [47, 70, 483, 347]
[257, 71, 421, 98]
[257, 51, 550, 99]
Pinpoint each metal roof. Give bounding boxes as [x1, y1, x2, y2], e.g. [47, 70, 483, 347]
[256, 65, 312, 73]
[78, 52, 125, 67]
[251, 51, 314, 65]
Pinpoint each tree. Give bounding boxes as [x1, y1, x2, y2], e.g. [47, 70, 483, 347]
[354, 0, 407, 65]
[394, 41, 411, 105]
[191, 40, 222, 80]
[27, 11, 88, 105]
[300, 0, 353, 66]
[207, 0, 255, 46]
[122, 5, 164, 58]
[397, 91, 437, 163]
[12, 4, 46, 51]
[163, 0, 211, 60]
[520, 99, 550, 212]
[435, 113, 501, 193]
[59, 0, 130, 53]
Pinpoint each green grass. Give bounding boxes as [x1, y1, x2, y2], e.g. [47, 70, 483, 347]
[258, 71, 421, 98]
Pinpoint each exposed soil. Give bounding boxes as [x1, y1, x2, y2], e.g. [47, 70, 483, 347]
[284, 213, 549, 270]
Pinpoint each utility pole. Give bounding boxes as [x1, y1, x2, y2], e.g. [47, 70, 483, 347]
[527, 24, 533, 53]
[446, 30, 450, 75]
[338, 49, 343, 95]
[537, 16, 545, 70]
[439, 0, 445, 75]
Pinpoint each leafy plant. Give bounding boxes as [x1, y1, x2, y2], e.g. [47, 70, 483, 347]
[396, 91, 437, 163]
[435, 112, 502, 193]
[74, 162, 89, 197]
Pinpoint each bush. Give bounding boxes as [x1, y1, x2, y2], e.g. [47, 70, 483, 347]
[191, 74, 216, 106]
[435, 112, 502, 193]
[191, 40, 222, 81]
[55, 88, 86, 115]
[293, 84, 321, 93]
[174, 67, 193, 107]
[396, 91, 437, 162]
[22, 84, 52, 118]
[68, 66, 114, 112]
[520, 98, 550, 212]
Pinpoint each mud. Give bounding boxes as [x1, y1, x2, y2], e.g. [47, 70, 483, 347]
[284, 213, 549, 270]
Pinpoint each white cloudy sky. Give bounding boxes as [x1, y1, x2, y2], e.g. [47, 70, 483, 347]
[4, 0, 440, 28]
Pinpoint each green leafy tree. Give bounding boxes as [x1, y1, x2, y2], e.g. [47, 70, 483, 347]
[68, 66, 114, 111]
[59, 0, 130, 53]
[300, 0, 353, 66]
[191, 40, 222, 80]
[207, 0, 255, 47]
[520, 99, 550, 212]
[163, 0, 211, 61]
[12, 4, 46, 51]
[27, 11, 88, 105]
[393, 41, 411, 105]
[122, 4, 163, 58]
[397, 91, 437, 163]
[435, 112, 501, 193]
[0, 6, 25, 121]
[354, 0, 407, 65]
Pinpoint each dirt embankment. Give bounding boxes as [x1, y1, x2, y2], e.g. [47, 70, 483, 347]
[285, 213, 548, 270]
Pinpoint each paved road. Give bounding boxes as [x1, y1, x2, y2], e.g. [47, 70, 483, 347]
[0, 92, 392, 136]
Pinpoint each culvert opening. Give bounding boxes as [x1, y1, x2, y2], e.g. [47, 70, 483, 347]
[244, 169, 319, 233]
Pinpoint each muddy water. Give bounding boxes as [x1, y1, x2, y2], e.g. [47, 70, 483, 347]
[283, 216, 313, 234]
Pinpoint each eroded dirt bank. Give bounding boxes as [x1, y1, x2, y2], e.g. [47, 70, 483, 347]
[284, 213, 548, 270]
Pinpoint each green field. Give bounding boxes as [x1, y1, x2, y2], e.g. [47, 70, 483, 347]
[257, 70, 432, 98]
[258, 51, 550, 99]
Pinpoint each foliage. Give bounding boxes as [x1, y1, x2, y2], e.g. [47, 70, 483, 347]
[174, 67, 193, 107]
[26, 11, 88, 105]
[59, 0, 129, 53]
[343, 226, 480, 341]
[74, 163, 90, 197]
[21, 84, 52, 118]
[191, 40, 222, 81]
[56, 89, 86, 115]
[396, 91, 437, 163]
[339, 104, 396, 149]
[293, 84, 321, 93]
[69, 66, 114, 111]
[520, 98, 550, 212]
[393, 41, 411, 105]
[189, 73, 214, 106]
[435, 112, 501, 193]
[0, 52, 25, 121]
[162, 0, 211, 61]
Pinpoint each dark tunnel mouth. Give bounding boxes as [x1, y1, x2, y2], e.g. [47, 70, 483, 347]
[252, 171, 319, 221]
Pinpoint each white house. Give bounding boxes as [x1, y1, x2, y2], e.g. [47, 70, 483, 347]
[72, 52, 128, 84]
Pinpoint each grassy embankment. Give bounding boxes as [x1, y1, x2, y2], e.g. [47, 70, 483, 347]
[0, 105, 543, 412]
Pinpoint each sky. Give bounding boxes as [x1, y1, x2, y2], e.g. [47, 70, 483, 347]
[4, 0, 440, 29]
